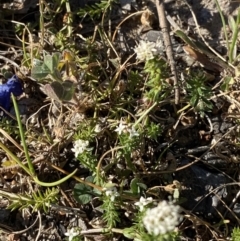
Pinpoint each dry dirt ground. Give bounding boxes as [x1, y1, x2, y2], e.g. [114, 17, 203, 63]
[0, 0, 240, 241]
[168, 0, 239, 41]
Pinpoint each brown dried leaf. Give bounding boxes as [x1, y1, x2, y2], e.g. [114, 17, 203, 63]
[141, 9, 153, 28]
[183, 45, 223, 72]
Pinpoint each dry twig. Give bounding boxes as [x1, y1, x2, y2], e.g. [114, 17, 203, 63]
[155, 0, 180, 104]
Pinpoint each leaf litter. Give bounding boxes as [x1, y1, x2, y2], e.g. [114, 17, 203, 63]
[0, 0, 239, 240]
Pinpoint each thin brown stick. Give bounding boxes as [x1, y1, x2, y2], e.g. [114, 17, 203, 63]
[155, 0, 180, 104]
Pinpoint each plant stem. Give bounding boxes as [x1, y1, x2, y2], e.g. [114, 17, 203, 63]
[229, 8, 240, 63]
[134, 102, 157, 127]
[11, 94, 78, 187]
[214, 0, 230, 60]
[12, 94, 35, 175]
[33, 169, 78, 187]
[0, 142, 32, 176]
[39, 0, 44, 47]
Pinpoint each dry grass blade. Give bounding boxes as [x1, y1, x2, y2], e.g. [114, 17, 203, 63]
[1, 0, 240, 240]
[0, 128, 23, 152]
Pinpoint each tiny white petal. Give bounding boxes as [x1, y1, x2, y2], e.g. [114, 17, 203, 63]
[135, 196, 153, 211]
[103, 185, 119, 201]
[128, 126, 139, 139]
[94, 124, 102, 133]
[65, 228, 79, 241]
[115, 121, 127, 135]
[72, 139, 91, 157]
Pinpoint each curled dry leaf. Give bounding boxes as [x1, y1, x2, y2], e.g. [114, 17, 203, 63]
[228, 103, 238, 114]
[163, 180, 182, 194]
[181, 115, 196, 127]
[113, 79, 127, 96]
[141, 9, 154, 28]
[183, 45, 223, 73]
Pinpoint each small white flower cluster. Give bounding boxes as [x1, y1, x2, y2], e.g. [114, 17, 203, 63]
[114, 121, 127, 135]
[114, 120, 139, 138]
[128, 126, 140, 139]
[103, 185, 120, 201]
[134, 40, 157, 62]
[135, 196, 153, 211]
[65, 228, 79, 241]
[143, 200, 182, 236]
[71, 139, 91, 158]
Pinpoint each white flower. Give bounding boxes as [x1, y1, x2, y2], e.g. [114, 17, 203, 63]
[94, 124, 102, 133]
[134, 40, 157, 62]
[115, 121, 127, 135]
[71, 139, 91, 157]
[135, 196, 153, 211]
[65, 228, 79, 241]
[103, 185, 120, 201]
[128, 126, 139, 139]
[143, 200, 182, 235]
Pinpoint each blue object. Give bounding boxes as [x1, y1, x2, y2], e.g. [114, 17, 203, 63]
[0, 75, 23, 111]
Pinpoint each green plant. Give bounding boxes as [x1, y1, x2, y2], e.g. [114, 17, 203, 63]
[115, 126, 141, 172]
[0, 117, 20, 137]
[145, 122, 163, 140]
[72, 124, 98, 173]
[123, 199, 181, 241]
[129, 178, 147, 196]
[215, 0, 240, 64]
[231, 227, 240, 241]
[185, 70, 213, 117]
[101, 183, 120, 229]
[31, 52, 76, 102]
[144, 58, 171, 102]
[31, 52, 62, 81]
[0, 188, 59, 213]
[73, 176, 101, 204]
[78, 0, 117, 19]
[0, 95, 77, 187]
[15, 22, 37, 38]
